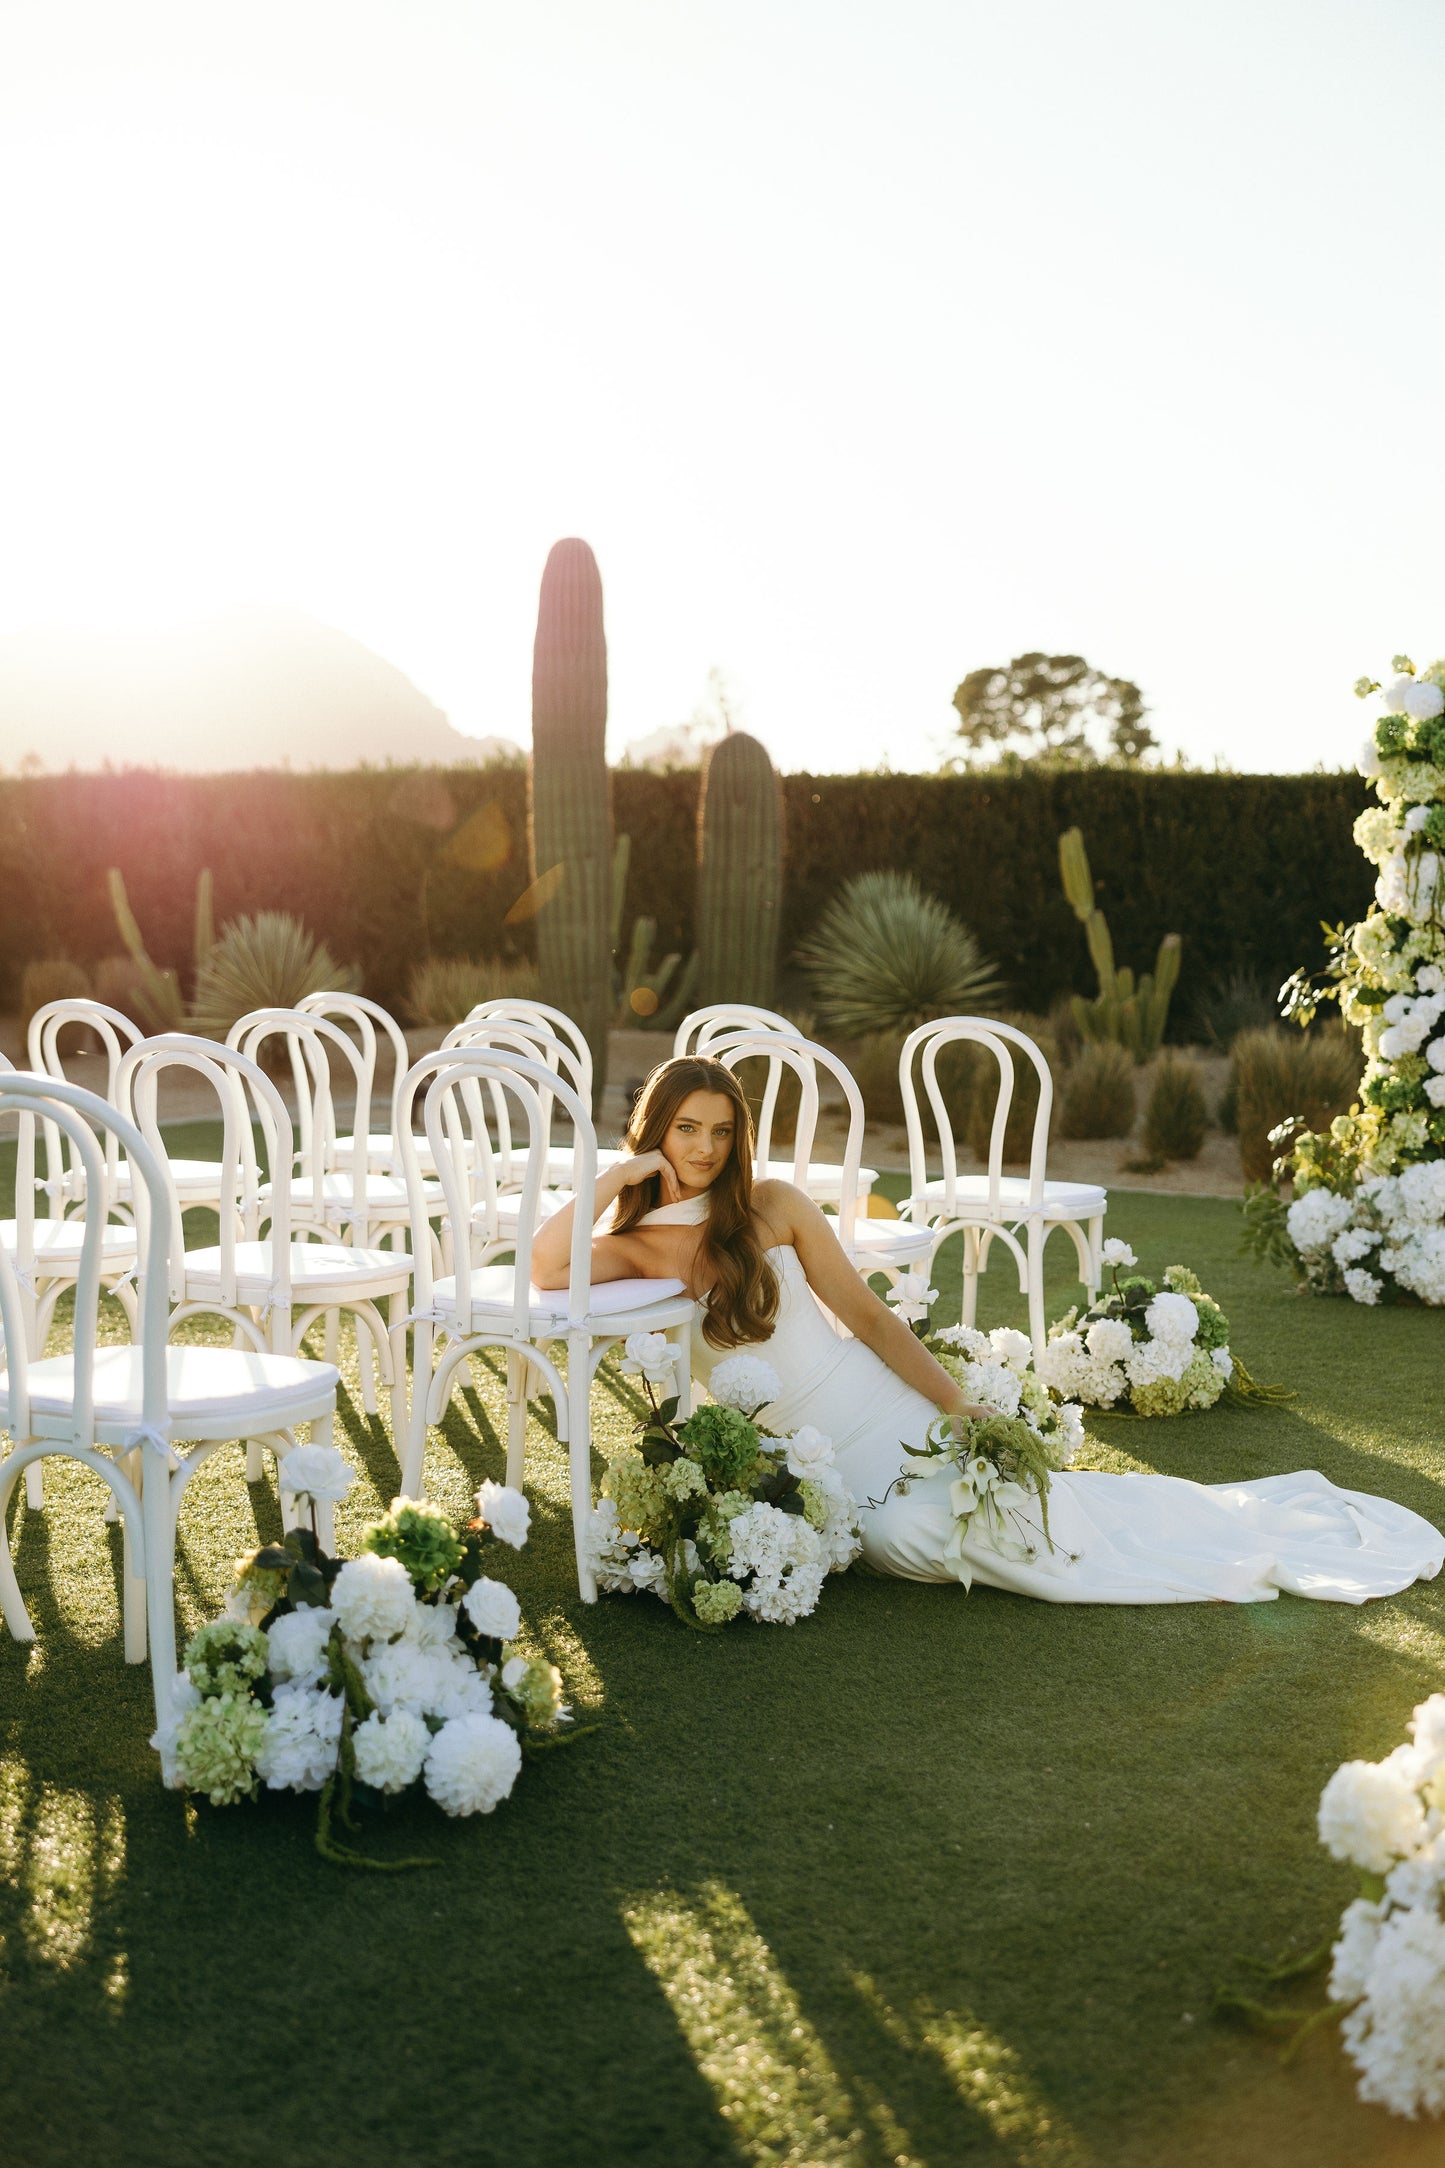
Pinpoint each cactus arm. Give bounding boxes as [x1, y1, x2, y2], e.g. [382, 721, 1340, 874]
[610, 833, 632, 955]
[107, 867, 187, 1029]
[194, 868, 215, 979]
[1059, 827, 1095, 920]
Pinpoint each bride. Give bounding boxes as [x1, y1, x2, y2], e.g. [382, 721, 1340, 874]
[530, 1057, 1443, 1605]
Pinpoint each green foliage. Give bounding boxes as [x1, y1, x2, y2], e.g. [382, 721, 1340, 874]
[1194, 967, 1280, 1049]
[528, 537, 613, 1101]
[1059, 826, 1181, 1060]
[612, 832, 697, 1028]
[360, 1499, 464, 1595]
[189, 912, 359, 1035]
[1058, 1041, 1136, 1140]
[1229, 1026, 1363, 1184]
[674, 1403, 761, 1491]
[1143, 1053, 1209, 1163]
[405, 954, 540, 1027]
[695, 732, 785, 1007]
[19, 958, 91, 1034]
[798, 870, 1003, 1038]
[950, 652, 1155, 768]
[106, 866, 188, 1029]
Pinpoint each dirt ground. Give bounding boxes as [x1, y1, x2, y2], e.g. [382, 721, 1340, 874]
[2, 1016, 1246, 1200]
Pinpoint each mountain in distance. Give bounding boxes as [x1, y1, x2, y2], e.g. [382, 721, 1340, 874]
[0, 606, 524, 773]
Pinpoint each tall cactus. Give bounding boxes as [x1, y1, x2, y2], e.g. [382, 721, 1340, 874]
[1059, 826, 1181, 1061]
[695, 733, 785, 1006]
[528, 539, 613, 1103]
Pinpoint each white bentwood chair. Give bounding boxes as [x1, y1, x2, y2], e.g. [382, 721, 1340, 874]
[674, 1005, 878, 1208]
[28, 998, 227, 1213]
[454, 1005, 631, 1189]
[298, 990, 415, 1173]
[399, 1048, 696, 1600]
[0, 1075, 339, 1733]
[901, 1019, 1106, 1355]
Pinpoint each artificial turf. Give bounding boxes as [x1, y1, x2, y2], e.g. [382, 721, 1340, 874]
[3, 1177, 1445, 2167]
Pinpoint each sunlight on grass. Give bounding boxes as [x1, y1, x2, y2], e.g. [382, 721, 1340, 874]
[5, 1776, 126, 1991]
[851, 1974, 1092, 2167]
[623, 1881, 903, 2166]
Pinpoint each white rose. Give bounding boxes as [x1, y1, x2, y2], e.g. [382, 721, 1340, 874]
[331, 1554, 416, 1645]
[784, 1424, 835, 1479]
[277, 1444, 356, 1506]
[987, 1326, 1033, 1370]
[462, 1575, 522, 1640]
[475, 1479, 531, 1549]
[1100, 1238, 1136, 1268]
[621, 1331, 675, 1384]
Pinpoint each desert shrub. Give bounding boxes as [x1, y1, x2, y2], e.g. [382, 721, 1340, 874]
[190, 914, 359, 1036]
[1143, 1052, 1208, 1162]
[960, 1015, 1057, 1164]
[1193, 968, 1280, 1049]
[405, 955, 541, 1028]
[847, 1032, 908, 1127]
[797, 871, 1002, 1038]
[1231, 1025, 1363, 1182]
[91, 955, 148, 1024]
[1058, 1042, 1136, 1140]
[1047, 992, 1082, 1063]
[19, 960, 91, 1036]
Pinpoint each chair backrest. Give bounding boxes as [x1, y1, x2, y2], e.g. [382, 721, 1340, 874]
[225, 1008, 371, 1219]
[442, 1018, 588, 1187]
[675, 1007, 816, 1166]
[0, 1075, 171, 1446]
[116, 1035, 294, 1306]
[900, 1018, 1054, 1213]
[26, 999, 144, 1212]
[396, 1047, 598, 1339]
[298, 991, 411, 1145]
[464, 1001, 593, 1108]
[709, 1030, 867, 1240]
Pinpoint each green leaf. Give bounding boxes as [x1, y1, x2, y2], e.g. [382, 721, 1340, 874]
[289, 1560, 328, 1609]
[654, 1395, 680, 1425]
[252, 1545, 294, 1572]
[640, 1432, 679, 1467]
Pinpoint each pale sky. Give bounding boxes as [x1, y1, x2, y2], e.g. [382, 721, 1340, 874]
[1, 0, 1441, 773]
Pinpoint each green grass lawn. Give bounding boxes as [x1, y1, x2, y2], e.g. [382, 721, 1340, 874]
[4, 1177, 1445, 2167]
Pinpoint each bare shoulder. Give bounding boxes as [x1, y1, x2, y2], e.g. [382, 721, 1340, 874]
[750, 1178, 813, 1246]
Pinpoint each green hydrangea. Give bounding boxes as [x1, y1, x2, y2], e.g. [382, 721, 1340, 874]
[500, 1644, 565, 1726]
[799, 1479, 828, 1531]
[1130, 1373, 1190, 1418]
[184, 1620, 269, 1698]
[1117, 1275, 1156, 1308]
[676, 1404, 761, 1489]
[695, 1491, 753, 1568]
[230, 1551, 289, 1619]
[174, 1692, 267, 1804]
[692, 1579, 743, 1625]
[362, 1498, 464, 1595]
[1162, 1264, 1202, 1296]
[1377, 713, 1411, 756]
[1191, 1296, 1230, 1351]
[1183, 1351, 1225, 1410]
[602, 1452, 671, 1544]
[663, 1457, 709, 1504]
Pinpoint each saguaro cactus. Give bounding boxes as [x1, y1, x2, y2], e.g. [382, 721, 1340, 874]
[696, 733, 785, 1006]
[528, 539, 613, 1101]
[1059, 826, 1180, 1061]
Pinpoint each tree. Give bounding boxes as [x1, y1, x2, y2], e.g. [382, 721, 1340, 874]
[949, 652, 1156, 768]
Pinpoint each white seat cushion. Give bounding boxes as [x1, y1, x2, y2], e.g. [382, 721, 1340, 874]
[113, 1157, 225, 1200]
[844, 1218, 935, 1261]
[431, 1267, 692, 1334]
[1, 1219, 138, 1267]
[489, 1190, 571, 1236]
[23, 1343, 339, 1442]
[912, 1175, 1106, 1218]
[269, 1172, 443, 1213]
[183, 1241, 412, 1301]
[760, 1159, 878, 1204]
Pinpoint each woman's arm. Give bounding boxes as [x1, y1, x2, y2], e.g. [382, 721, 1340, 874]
[758, 1181, 1000, 1419]
[528, 1149, 680, 1290]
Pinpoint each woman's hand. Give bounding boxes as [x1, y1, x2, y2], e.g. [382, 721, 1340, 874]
[617, 1147, 681, 1204]
[942, 1390, 1001, 1426]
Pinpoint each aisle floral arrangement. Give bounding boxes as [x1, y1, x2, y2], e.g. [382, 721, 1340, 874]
[587, 1334, 862, 1627]
[1037, 1242, 1243, 1415]
[151, 1447, 572, 1866]
[1255, 656, 1445, 1306]
[886, 1320, 1085, 1587]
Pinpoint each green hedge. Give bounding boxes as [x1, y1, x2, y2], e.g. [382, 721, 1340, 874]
[0, 765, 1373, 1022]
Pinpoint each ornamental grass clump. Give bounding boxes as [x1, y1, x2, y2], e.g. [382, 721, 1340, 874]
[587, 1338, 862, 1628]
[797, 870, 1002, 1039]
[1142, 1053, 1208, 1162]
[1230, 1025, 1363, 1183]
[405, 953, 540, 1026]
[961, 1016, 1057, 1163]
[1058, 1042, 1136, 1140]
[189, 912, 359, 1035]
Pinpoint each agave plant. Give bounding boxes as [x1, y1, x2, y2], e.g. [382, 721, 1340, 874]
[190, 913, 359, 1035]
[797, 871, 1003, 1038]
[405, 954, 541, 1027]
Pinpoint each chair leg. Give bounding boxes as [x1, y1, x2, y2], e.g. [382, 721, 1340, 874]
[0, 1457, 36, 1643]
[142, 1457, 180, 1732]
[961, 1227, 980, 1328]
[387, 1296, 409, 1467]
[121, 1446, 147, 1664]
[358, 1305, 379, 1416]
[567, 1332, 598, 1602]
[1087, 1213, 1103, 1297]
[401, 1322, 432, 1498]
[669, 1326, 693, 1418]
[1026, 1220, 1047, 1361]
[24, 1462, 43, 1510]
[505, 1347, 528, 1490]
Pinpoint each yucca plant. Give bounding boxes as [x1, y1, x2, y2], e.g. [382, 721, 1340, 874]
[1142, 1052, 1208, 1162]
[798, 872, 1002, 1038]
[1230, 1025, 1363, 1183]
[190, 914, 359, 1036]
[1058, 1042, 1136, 1140]
[405, 955, 541, 1028]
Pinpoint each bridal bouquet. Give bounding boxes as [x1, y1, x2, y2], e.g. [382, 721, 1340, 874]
[1037, 1243, 1240, 1416]
[152, 1449, 572, 1865]
[587, 1335, 863, 1628]
[888, 1323, 1084, 1586]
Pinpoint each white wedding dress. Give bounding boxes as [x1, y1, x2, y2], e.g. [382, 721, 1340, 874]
[641, 1202, 1444, 1605]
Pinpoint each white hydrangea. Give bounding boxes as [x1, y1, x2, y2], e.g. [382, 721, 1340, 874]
[726, 1501, 827, 1625]
[1209, 1347, 1234, 1381]
[462, 1576, 522, 1640]
[1054, 1402, 1086, 1463]
[1287, 1187, 1355, 1254]
[1402, 678, 1445, 721]
[934, 1324, 990, 1356]
[1084, 1317, 1135, 1366]
[1331, 1897, 1386, 2005]
[351, 1707, 431, 1794]
[959, 1358, 1023, 1418]
[1344, 1266, 1384, 1305]
[423, 1712, 523, 1816]
[1125, 1336, 1191, 1388]
[265, 1605, 336, 1685]
[331, 1554, 416, 1646]
[708, 1353, 782, 1412]
[1397, 1160, 1445, 1223]
[1332, 1227, 1380, 1267]
[987, 1327, 1033, 1370]
[1318, 1752, 1429, 1874]
[254, 1682, 344, 1793]
[475, 1479, 531, 1549]
[361, 1637, 438, 1715]
[1143, 1291, 1198, 1346]
[1341, 1904, 1445, 2118]
[1383, 674, 1417, 715]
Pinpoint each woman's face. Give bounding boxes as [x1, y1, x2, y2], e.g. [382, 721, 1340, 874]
[662, 1089, 737, 1193]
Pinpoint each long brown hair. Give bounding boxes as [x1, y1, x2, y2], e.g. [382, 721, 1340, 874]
[611, 1056, 779, 1349]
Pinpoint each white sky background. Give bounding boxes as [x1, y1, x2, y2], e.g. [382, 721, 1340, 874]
[0, 0, 1442, 773]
